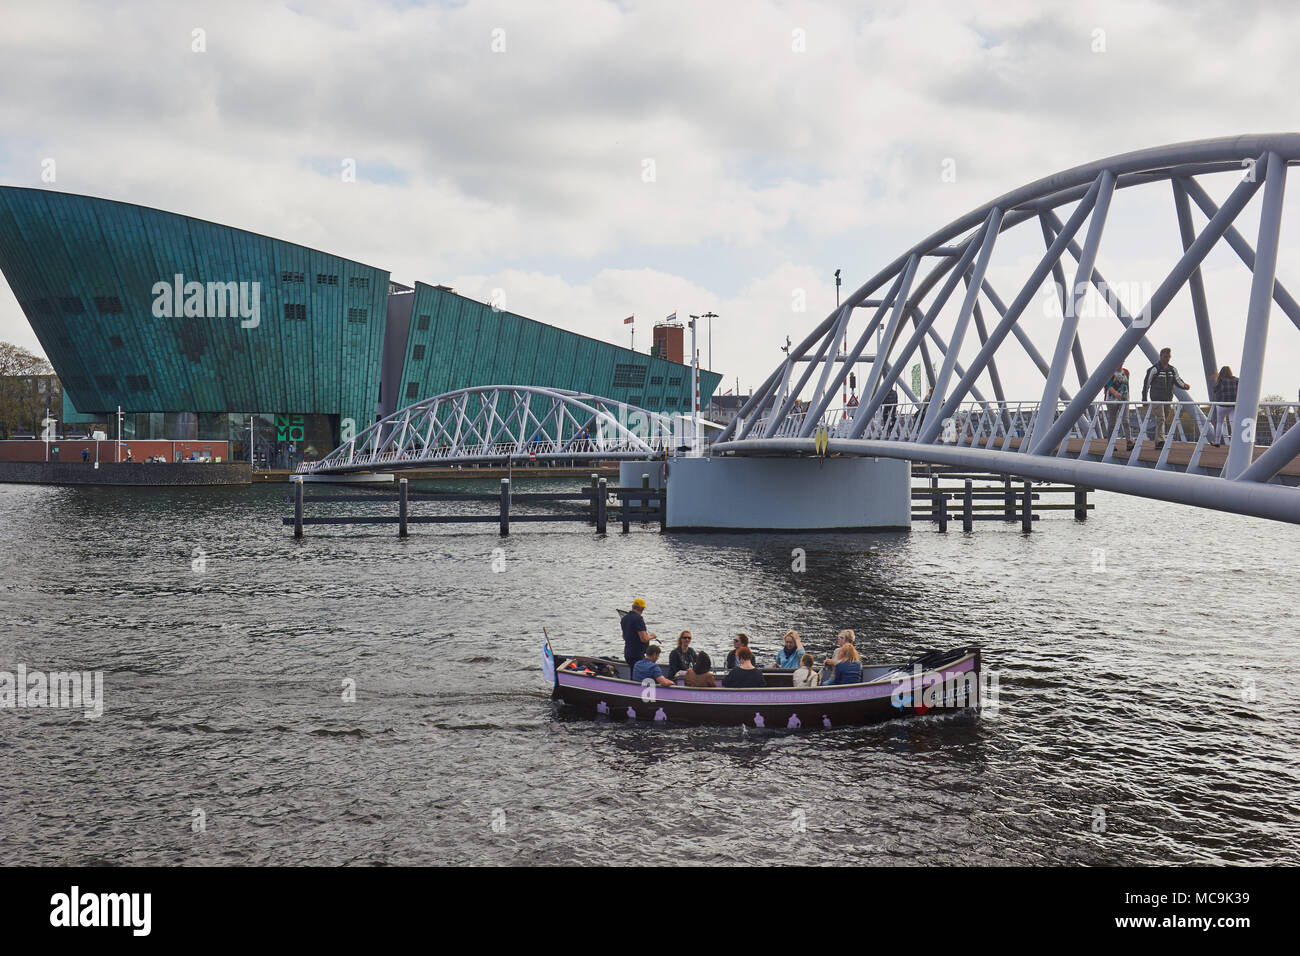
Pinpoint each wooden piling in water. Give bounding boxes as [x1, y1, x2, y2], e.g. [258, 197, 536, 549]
[1021, 481, 1033, 533]
[293, 477, 304, 539]
[499, 478, 510, 536]
[596, 477, 607, 534]
[398, 478, 408, 537]
[963, 478, 973, 532]
[1074, 485, 1088, 520]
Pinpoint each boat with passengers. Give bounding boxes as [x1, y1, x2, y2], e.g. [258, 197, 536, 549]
[543, 641, 983, 728]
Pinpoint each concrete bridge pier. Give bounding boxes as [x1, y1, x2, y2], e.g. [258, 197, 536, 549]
[663, 456, 911, 531]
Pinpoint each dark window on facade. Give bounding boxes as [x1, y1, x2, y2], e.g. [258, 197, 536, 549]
[280, 271, 305, 283]
[347, 307, 367, 323]
[27, 298, 53, 316]
[646, 397, 660, 408]
[126, 375, 151, 392]
[613, 363, 648, 388]
[667, 376, 682, 387]
[406, 381, 420, 399]
[416, 314, 430, 331]
[95, 375, 117, 391]
[628, 396, 642, 406]
[94, 296, 124, 314]
[649, 375, 663, 385]
[348, 276, 370, 289]
[284, 303, 307, 321]
[665, 396, 679, 407]
[109, 335, 124, 350]
[412, 344, 426, 360]
[316, 273, 339, 286]
[60, 297, 85, 314]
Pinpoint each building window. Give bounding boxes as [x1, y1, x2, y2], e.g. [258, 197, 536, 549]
[316, 273, 339, 286]
[665, 396, 678, 407]
[60, 297, 85, 314]
[646, 397, 660, 408]
[94, 296, 124, 314]
[348, 276, 370, 289]
[416, 314, 430, 331]
[126, 374, 151, 391]
[284, 303, 307, 321]
[95, 375, 116, 391]
[649, 375, 663, 385]
[109, 335, 124, 350]
[667, 376, 681, 387]
[406, 381, 420, 399]
[412, 344, 426, 360]
[347, 307, 367, 323]
[628, 396, 642, 406]
[280, 271, 305, 283]
[613, 363, 648, 388]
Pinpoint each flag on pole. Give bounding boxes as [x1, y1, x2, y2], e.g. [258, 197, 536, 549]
[623, 315, 634, 324]
[666, 312, 676, 322]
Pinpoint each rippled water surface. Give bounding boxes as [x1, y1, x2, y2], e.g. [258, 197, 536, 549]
[1, 477, 1297, 865]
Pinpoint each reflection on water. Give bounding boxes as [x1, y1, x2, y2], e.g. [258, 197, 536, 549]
[0, 478, 1297, 865]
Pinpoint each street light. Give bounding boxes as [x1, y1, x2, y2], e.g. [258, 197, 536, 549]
[701, 311, 718, 370]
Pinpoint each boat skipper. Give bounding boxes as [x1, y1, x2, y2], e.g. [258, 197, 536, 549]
[622, 598, 657, 672]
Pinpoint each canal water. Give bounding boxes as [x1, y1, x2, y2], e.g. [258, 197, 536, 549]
[0, 478, 1296, 865]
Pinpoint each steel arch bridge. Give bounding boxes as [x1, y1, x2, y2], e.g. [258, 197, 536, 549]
[299, 385, 679, 473]
[715, 133, 1300, 524]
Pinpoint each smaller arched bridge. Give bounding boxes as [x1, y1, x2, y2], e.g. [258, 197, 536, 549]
[299, 385, 683, 474]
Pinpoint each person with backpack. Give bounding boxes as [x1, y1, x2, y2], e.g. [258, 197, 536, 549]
[1211, 365, 1239, 447]
[1141, 348, 1191, 448]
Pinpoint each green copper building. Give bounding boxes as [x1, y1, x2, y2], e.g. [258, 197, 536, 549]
[0, 187, 719, 464]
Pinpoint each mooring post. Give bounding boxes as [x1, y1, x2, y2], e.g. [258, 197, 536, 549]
[589, 473, 599, 525]
[1021, 480, 1033, 533]
[1003, 473, 1014, 520]
[596, 477, 607, 534]
[621, 483, 631, 534]
[499, 478, 510, 536]
[1074, 485, 1087, 521]
[293, 477, 304, 539]
[398, 477, 408, 538]
[963, 478, 973, 532]
[937, 492, 948, 532]
[641, 474, 651, 523]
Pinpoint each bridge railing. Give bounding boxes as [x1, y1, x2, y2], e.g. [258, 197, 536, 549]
[745, 401, 1300, 457]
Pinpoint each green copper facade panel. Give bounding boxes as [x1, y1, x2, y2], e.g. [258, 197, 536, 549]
[396, 283, 720, 414]
[0, 187, 390, 432]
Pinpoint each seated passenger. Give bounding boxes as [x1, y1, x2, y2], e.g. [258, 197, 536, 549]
[774, 630, 803, 669]
[683, 651, 716, 688]
[822, 643, 863, 686]
[722, 647, 767, 688]
[725, 633, 762, 669]
[668, 631, 697, 678]
[792, 653, 819, 688]
[822, 629, 855, 672]
[631, 645, 675, 688]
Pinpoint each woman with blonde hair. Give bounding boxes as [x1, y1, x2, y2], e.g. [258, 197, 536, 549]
[823, 629, 855, 672]
[822, 642, 862, 686]
[774, 629, 804, 669]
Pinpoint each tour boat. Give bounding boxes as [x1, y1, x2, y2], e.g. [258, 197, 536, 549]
[542, 642, 983, 728]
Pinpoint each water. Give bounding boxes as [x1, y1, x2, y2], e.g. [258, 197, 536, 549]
[0, 478, 1296, 865]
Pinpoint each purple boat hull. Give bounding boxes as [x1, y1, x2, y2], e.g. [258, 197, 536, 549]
[550, 647, 982, 728]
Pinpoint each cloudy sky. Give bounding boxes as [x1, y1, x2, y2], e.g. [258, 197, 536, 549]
[3, 0, 1300, 402]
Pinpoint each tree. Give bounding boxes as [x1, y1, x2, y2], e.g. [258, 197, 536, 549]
[0, 342, 56, 438]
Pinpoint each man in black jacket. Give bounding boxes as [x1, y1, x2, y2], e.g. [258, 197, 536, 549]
[1141, 348, 1191, 448]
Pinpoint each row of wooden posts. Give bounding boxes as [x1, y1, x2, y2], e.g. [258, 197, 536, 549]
[286, 474, 665, 538]
[911, 469, 1093, 532]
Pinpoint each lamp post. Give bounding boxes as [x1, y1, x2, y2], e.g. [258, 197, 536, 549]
[702, 311, 718, 370]
[688, 315, 700, 454]
[115, 405, 124, 463]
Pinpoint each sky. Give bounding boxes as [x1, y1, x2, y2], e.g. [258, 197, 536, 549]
[3, 0, 1300, 403]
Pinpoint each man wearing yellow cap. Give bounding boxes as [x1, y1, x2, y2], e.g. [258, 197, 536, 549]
[622, 598, 657, 672]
